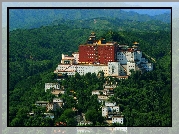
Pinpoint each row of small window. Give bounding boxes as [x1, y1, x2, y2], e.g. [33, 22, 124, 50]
[99, 96, 108, 99]
[99, 53, 113, 56]
[98, 49, 113, 50]
[54, 100, 62, 102]
[87, 60, 93, 62]
[46, 85, 59, 87]
[103, 57, 113, 59]
[59, 66, 84, 69]
[119, 78, 126, 79]
[128, 66, 135, 68]
[112, 121, 123, 123]
[117, 53, 125, 55]
[101, 70, 107, 72]
[51, 90, 64, 93]
[67, 72, 75, 75]
[78, 72, 84, 74]
[81, 49, 95, 51]
[102, 109, 119, 111]
[59, 66, 70, 68]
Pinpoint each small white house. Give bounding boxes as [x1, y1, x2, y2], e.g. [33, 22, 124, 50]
[51, 89, 65, 97]
[35, 101, 49, 107]
[102, 106, 120, 117]
[112, 116, 124, 124]
[127, 62, 135, 75]
[141, 63, 153, 71]
[103, 85, 116, 89]
[45, 83, 60, 92]
[47, 103, 54, 112]
[53, 98, 63, 103]
[92, 90, 108, 95]
[53, 98, 64, 109]
[44, 113, 54, 119]
[105, 101, 116, 107]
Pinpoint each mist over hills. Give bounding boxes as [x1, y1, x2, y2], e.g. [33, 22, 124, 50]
[9, 9, 171, 31]
[122, 9, 170, 16]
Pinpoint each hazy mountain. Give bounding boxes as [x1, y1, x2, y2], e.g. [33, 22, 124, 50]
[51, 17, 170, 32]
[9, 9, 171, 31]
[122, 9, 170, 16]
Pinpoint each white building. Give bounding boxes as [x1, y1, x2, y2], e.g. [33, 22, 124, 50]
[35, 101, 49, 107]
[117, 51, 134, 64]
[105, 101, 116, 107]
[44, 113, 54, 119]
[92, 90, 108, 95]
[127, 62, 136, 75]
[112, 116, 124, 124]
[53, 98, 63, 103]
[98, 95, 109, 103]
[55, 64, 109, 76]
[45, 83, 60, 92]
[47, 103, 54, 112]
[102, 106, 120, 117]
[72, 52, 79, 64]
[54, 43, 153, 77]
[141, 57, 148, 64]
[61, 54, 75, 64]
[53, 98, 64, 109]
[141, 63, 153, 71]
[51, 89, 65, 97]
[119, 65, 127, 76]
[135, 50, 142, 64]
[35, 101, 55, 112]
[108, 62, 120, 76]
[103, 84, 116, 88]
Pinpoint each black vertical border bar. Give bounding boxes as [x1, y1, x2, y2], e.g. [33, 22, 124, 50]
[7, 7, 10, 127]
[171, 6, 172, 127]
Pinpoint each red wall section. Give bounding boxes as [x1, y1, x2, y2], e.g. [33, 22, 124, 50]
[79, 44, 117, 64]
[97, 45, 115, 64]
[79, 45, 96, 63]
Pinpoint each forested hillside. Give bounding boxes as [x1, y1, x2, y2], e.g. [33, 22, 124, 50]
[9, 15, 171, 126]
[9, 9, 171, 31]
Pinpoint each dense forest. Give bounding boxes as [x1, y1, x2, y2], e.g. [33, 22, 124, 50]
[8, 10, 171, 128]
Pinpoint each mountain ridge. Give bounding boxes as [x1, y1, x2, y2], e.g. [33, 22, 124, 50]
[9, 9, 171, 31]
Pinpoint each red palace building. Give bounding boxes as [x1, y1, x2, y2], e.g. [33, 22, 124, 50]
[79, 32, 118, 64]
